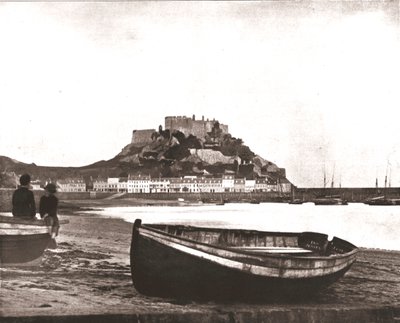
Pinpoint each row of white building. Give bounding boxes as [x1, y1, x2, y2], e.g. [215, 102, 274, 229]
[93, 175, 292, 194]
[24, 175, 292, 194]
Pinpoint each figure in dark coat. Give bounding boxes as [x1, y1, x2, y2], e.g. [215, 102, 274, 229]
[12, 174, 36, 218]
[39, 183, 60, 239]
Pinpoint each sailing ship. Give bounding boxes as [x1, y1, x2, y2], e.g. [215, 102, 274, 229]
[364, 174, 400, 205]
[314, 167, 347, 205]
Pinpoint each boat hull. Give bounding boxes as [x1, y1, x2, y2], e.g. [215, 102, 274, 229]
[0, 215, 52, 266]
[0, 233, 51, 265]
[130, 221, 357, 301]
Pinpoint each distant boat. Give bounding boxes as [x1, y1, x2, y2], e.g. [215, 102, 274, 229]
[0, 215, 53, 266]
[288, 199, 304, 205]
[314, 168, 347, 205]
[130, 219, 358, 300]
[364, 196, 400, 206]
[289, 185, 304, 204]
[364, 173, 400, 205]
[314, 196, 348, 205]
[241, 198, 260, 204]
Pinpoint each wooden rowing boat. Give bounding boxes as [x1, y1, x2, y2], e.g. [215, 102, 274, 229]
[0, 215, 67, 266]
[130, 219, 358, 300]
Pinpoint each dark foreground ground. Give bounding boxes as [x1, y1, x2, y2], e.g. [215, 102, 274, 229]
[1, 201, 400, 322]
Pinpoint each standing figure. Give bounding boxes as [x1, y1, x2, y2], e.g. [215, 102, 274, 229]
[12, 173, 36, 218]
[39, 183, 60, 240]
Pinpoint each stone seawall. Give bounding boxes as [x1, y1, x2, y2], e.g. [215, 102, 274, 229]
[125, 192, 285, 202]
[296, 187, 400, 202]
[2, 305, 399, 323]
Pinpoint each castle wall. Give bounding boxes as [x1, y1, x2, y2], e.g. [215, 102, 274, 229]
[165, 115, 228, 139]
[131, 129, 155, 145]
[219, 124, 229, 134]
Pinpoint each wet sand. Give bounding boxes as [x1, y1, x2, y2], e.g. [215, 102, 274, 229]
[1, 204, 400, 321]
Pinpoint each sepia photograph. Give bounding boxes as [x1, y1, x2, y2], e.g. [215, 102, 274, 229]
[1, 1, 399, 322]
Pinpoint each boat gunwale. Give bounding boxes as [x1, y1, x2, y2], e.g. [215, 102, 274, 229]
[0, 215, 69, 226]
[139, 223, 359, 262]
[0, 230, 51, 236]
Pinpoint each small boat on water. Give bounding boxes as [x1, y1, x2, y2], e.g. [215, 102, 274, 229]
[130, 219, 358, 300]
[313, 196, 348, 205]
[364, 196, 400, 206]
[0, 215, 66, 266]
[288, 199, 304, 205]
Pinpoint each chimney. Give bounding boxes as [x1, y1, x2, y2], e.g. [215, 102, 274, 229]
[192, 114, 195, 120]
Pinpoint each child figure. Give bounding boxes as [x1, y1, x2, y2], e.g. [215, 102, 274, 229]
[40, 183, 60, 240]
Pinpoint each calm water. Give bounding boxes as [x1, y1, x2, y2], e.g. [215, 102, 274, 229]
[93, 202, 400, 251]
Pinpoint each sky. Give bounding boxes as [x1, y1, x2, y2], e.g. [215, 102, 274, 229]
[1, 1, 400, 188]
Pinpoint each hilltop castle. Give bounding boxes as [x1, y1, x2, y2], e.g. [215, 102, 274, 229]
[165, 115, 228, 139]
[131, 115, 228, 145]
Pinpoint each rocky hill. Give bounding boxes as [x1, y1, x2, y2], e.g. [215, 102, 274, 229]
[0, 124, 287, 188]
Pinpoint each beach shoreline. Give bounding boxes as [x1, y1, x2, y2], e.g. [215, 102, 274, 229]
[1, 204, 400, 322]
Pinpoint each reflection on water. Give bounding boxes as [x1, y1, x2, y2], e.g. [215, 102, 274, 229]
[93, 202, 399, 251]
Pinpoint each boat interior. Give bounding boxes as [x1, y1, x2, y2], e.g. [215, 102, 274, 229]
[144, 224, 357, 257]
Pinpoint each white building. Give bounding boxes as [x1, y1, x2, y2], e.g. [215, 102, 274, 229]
[180, 177, 199, 193]
[244, 179, 256, 192]
[255, 178, 268, 192]
[150, 178, 170, 193]
[107, 178, 120, 192]
[169, 177, 182, 193]
[222, 174, 235, 192]
[30, 180, 42, 191]
[93, 179, 108, 192]
[233, 178, 245, 192]
[198, 178, 223, 193]
[267, 179, 278, 192]
[57, 179, 86, 192]
[128, 175, 150, 193]
[117, 178, 128, 192]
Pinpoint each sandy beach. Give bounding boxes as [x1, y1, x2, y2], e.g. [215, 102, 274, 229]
[1, 201, 400, 322]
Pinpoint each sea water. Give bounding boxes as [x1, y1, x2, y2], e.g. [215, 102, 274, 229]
[93, 202, 399, 251]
